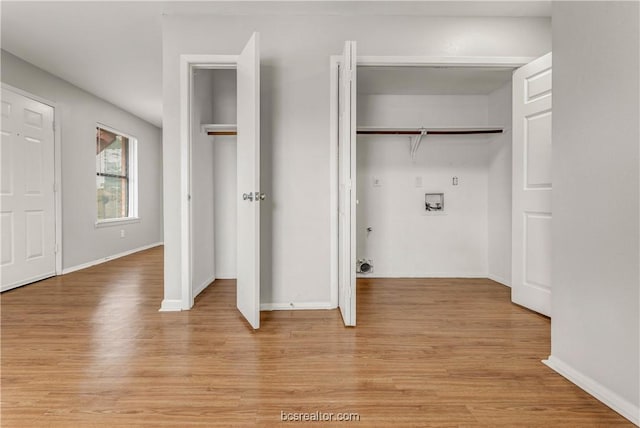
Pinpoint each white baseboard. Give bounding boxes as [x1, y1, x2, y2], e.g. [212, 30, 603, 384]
[193, 274, 216, 298]
[488, 273, 511, 287]
[214, 273, 236, 280]
[543, 355, 639, 426]
[356, 272, 488, 279]
[61, 242, 163, 275]
[261, 301, 335, 311]
[159, 299, 183, 312]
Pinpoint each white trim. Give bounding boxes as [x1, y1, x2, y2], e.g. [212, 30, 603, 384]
[95, 217, 141, 227]
[159, 299, 183, 312]
[543, 355, 640, 426]
[356, 272, 489, 279]
[182, 55, 238, 70]
[214, 273, 236, 280]
[180, 54, 192, 310]
[193, 274, 216, 299]
[329, 55, 340, 309]
[261, 301, 335, 311]
[1, 82, 57, 109]
[96, 122, 138, 141]
[1, 83, 63, 276]
[61, 242, 163, 274]
[329, 55, 533, 308]
[488, 273, 511, 287]
[54, 102, 62, 276]
[179, 54, 239, 312]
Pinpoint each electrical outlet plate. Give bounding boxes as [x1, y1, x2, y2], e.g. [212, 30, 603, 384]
[372, 176, 382, 187]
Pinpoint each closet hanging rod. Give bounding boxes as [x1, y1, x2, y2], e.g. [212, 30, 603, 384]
[427, 129, 502, 135]
[357, 128, 503, 136]
[207, 131, 237, 136]
[358, 130, 422, 135]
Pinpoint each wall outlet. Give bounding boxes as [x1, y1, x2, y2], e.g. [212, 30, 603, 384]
[372, 176, 382, 187]
[120, 229, 125, 238]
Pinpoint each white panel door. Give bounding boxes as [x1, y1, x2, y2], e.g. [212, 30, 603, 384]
[1, 88, 56, 292]
[338, 41, 357, 326]
[236, 32, 261, 329]
[512, 53, 552, 316]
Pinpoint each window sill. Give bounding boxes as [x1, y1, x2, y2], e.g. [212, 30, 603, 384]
[95, 217, 140, 228]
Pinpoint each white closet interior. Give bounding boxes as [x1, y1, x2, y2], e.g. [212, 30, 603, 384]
[355, 66, 513, 283]
[191, 68, 238, 298]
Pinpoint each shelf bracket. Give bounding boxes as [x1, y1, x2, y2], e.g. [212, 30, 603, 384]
[410, 128, 427, 160]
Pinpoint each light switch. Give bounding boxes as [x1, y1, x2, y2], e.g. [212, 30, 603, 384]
[415, 176, 423, 187]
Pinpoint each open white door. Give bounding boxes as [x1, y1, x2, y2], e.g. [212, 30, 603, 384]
[1, 88, 56, 292]
[512, 52, 552, 317]
[236, 32, 261, 329]
[338, 41, 357, 326]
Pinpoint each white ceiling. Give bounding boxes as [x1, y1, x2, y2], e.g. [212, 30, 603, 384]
[2, 2, 165, 126]
[358, 66, 514, 95]
[1, 1, 551, 127]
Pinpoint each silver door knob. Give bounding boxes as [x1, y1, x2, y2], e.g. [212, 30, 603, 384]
[243, 192, 254, 201]
[259, 192, 266, 201]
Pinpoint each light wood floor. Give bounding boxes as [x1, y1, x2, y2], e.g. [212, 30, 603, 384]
[1, 246, 632, 427]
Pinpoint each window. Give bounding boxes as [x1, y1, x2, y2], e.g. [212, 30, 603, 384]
[96, 126, 138, 223]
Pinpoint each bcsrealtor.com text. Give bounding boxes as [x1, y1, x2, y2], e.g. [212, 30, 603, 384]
[281, 411, 360, 422]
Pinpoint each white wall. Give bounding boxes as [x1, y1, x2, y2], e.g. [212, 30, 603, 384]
[191, 69, 238, 294]
[162, 14, 552, 306]
[214, 137, 237, 278]
[487, 82, 512, 286]
[210, 70, 237, 279]
[550, 2, 639, 423]
[356, 94, 492, 277]
[1, 50, 163, 271]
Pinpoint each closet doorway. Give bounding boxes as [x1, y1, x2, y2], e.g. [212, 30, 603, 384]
[330, 48, 552, 326]
[180, 32, 263, 329]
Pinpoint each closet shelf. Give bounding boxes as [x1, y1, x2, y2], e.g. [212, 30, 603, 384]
[356, 126, 504, 160]
[357, 126, 504, 135]
[202, 124, 237, 136]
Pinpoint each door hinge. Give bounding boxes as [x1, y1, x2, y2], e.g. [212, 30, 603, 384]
[52, 121, 56, 132]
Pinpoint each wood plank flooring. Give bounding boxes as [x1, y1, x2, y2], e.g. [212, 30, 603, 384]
[1, 246, 632, 426]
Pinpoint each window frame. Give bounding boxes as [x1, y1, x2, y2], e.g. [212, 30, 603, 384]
[95, 123, 139, 227]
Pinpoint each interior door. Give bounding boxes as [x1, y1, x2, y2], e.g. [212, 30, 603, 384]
[512, 52, 552, 316]
[338, 41, 357, 326]
[236, 32, 261, 329]
[1, 88, 56, 292]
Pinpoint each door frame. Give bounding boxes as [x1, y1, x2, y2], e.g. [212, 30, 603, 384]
[179, 54, 238, 310]
[1, 83, 63, 277]
[328, 55, 535, 311]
